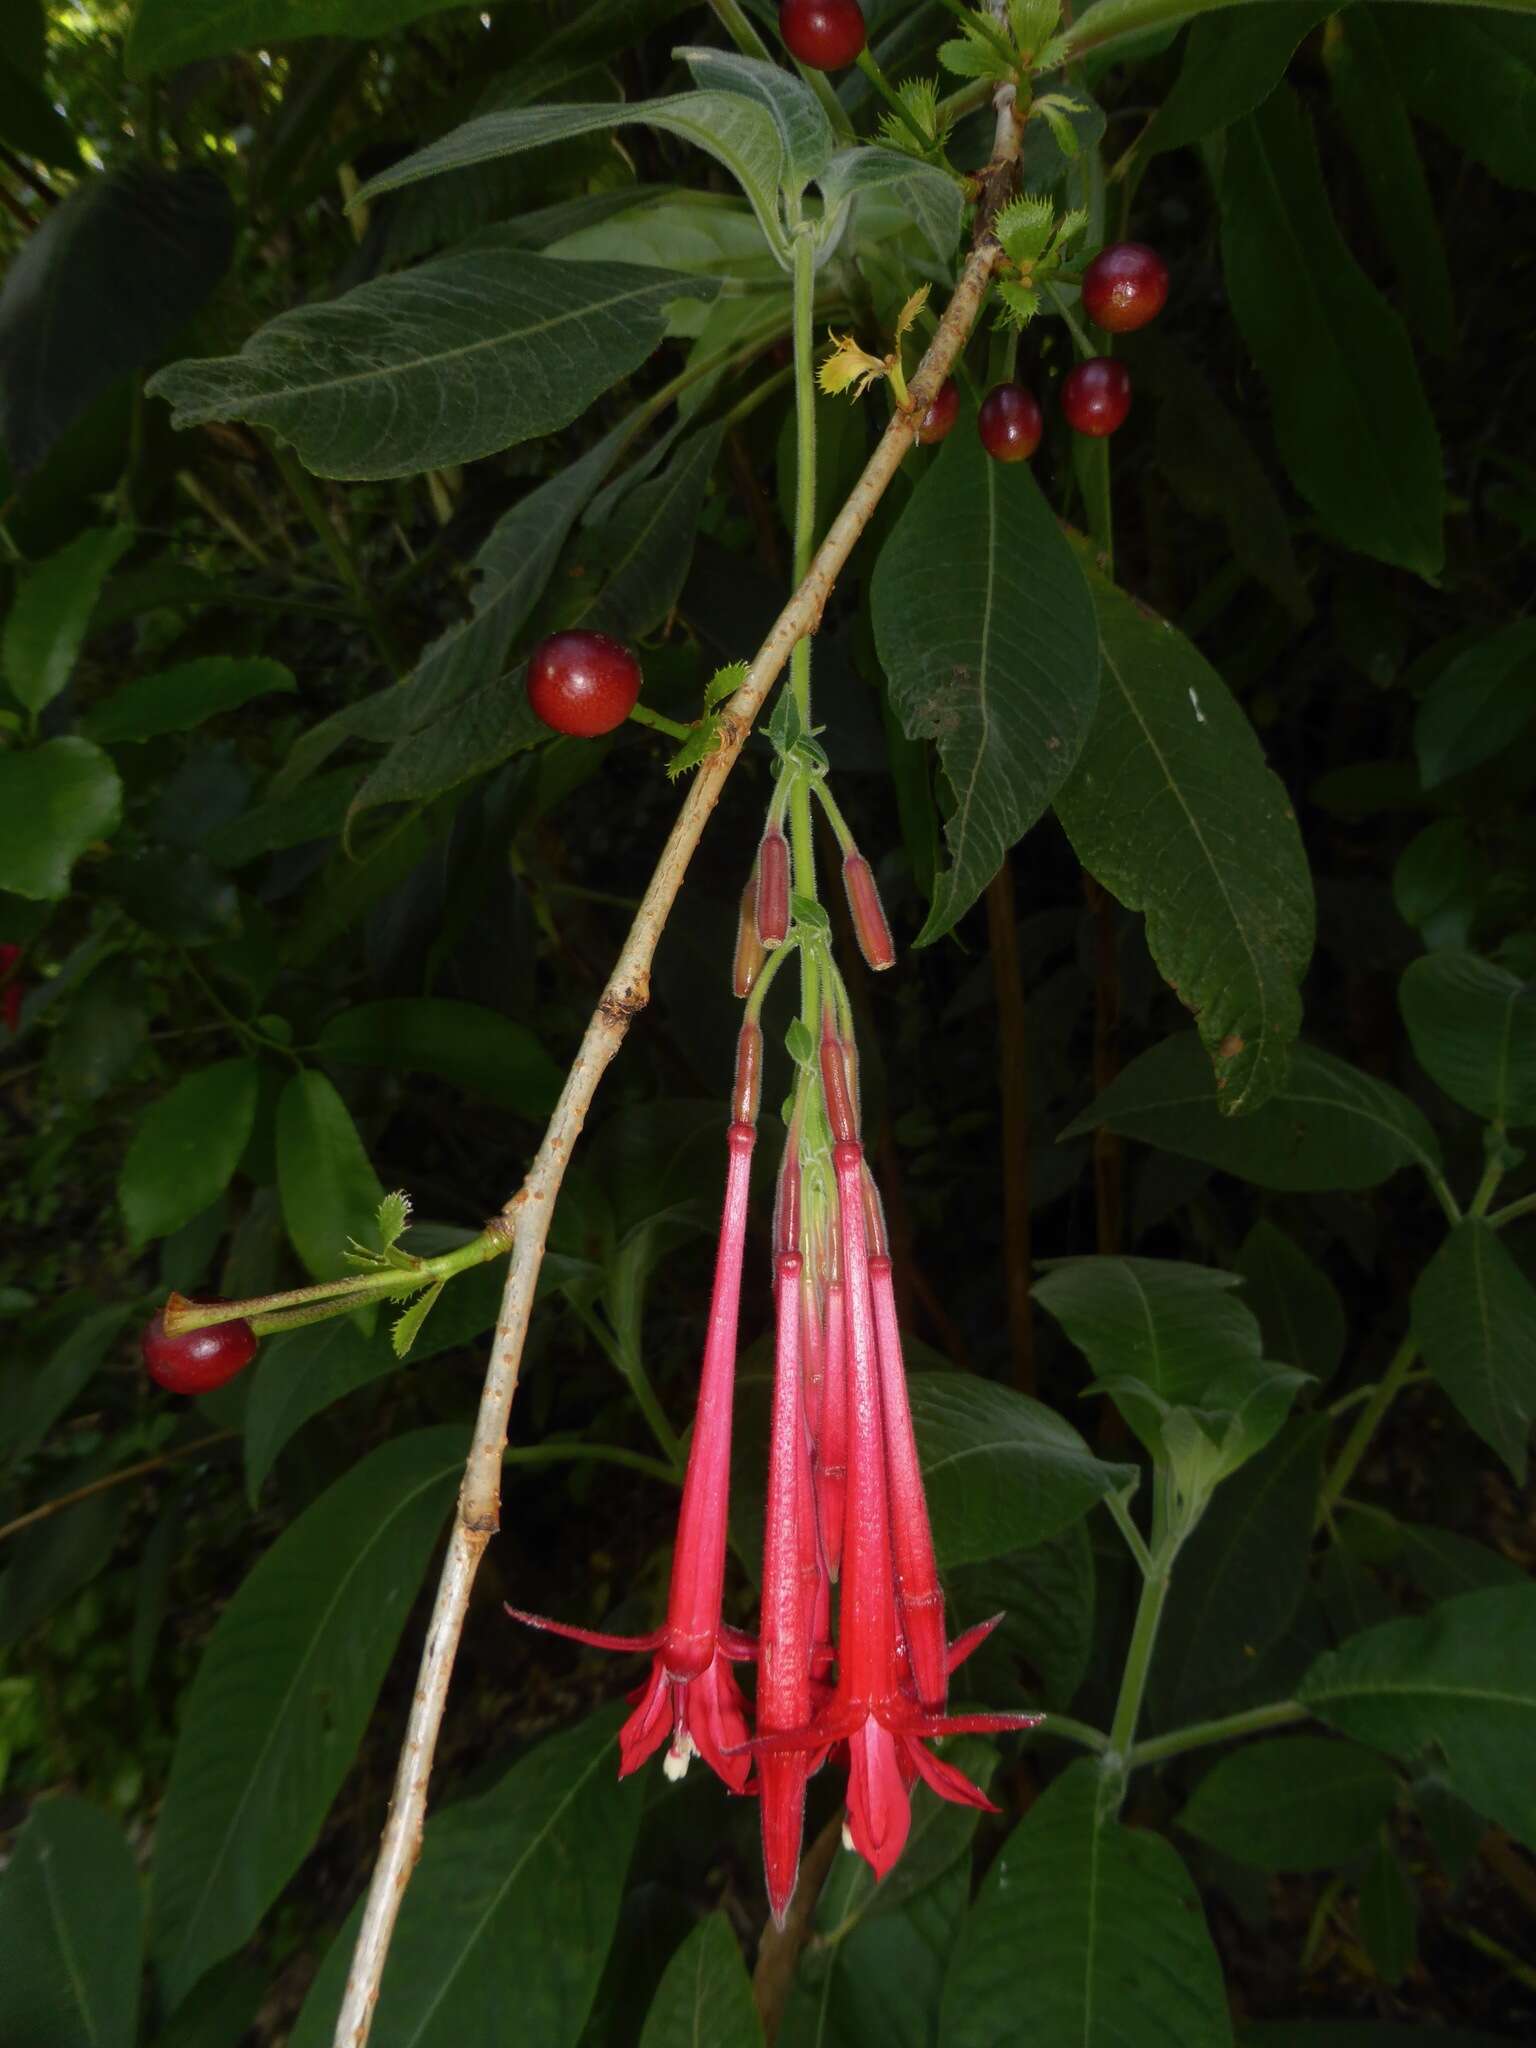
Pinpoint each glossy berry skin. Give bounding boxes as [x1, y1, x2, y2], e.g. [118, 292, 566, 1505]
[1060, 358, 1132, 438]
[526, 630, 642, 738]
[779, 0, 867, 70]
[977, 382, 1043, 463]
[142, 1305, 258, 1395]
[914, 378, 960, 446]
[1080, 242, 1169, 334]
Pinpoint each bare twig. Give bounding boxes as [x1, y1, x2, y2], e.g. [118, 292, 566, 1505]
[332, 118, 1024, 2048]
[0, 1432, 238, 1544]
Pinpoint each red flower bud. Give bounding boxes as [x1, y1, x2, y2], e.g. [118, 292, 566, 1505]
[842, 854, 895, 971]
[756, 829, 791, 949]
[733, 872, 766, 998]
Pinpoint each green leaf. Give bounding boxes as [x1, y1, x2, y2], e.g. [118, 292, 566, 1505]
[1032, 1255, 1258, 1406]
[1063, 1032, 1444, 1193]
[1219, 86, 1443, 577]
[376, 1190, 410, 1249]
[1411, 1220, 1536, 1483]
[1324, 7, 1456, 361]
[288, 1707, 643, 2048]
[911, 1374, 1136, 1568]
[3, 1304, 132, 1474]
[119, 1058, 262, 1246]
[243, 1317, 394, 1500]
[2, 526, 133, 714]
[202, 769, 361, 866]
[391, 1280, 444, 1359]
[1400, 949, 1536, 1126]
[0, 1797, 142, 2048]
[1412, 620, 1536, 787]
[354, 95, 790, 264]
[351, 422, 722, 815]
[149, 1425, 466, 2005]
[1144, 1, 1335, 153]
[1357, 1835, 1416, 1986]
[816, 147, 966, 269]
[942, 1758, 1232, 2048]
[46, 955, 149, 1103]
[147, 1957, 266, 2048]
[1054, 559, 1313, 1112]
[639, 1913, 762, 2048]
[126, 0, 478, 73]
[82, 657, 296, 743]
[275, 1070, 387, 1281]
[0, 1447, 137, 1648]
[0, 738, 122, 901]
[1153, 1415, 1329, 1715]
[677, 47, 832, 190]
[948, 1525, 1095, 1710]
[871, 421, 1099, 944]
[1235, 1220, 1346, 1385]
[1297, 1586, 1536, 1850]
[784, 1860, 969, 2048]
[148, 247, 717, 480]
[317, 998, 561, 1117]
[1178, 1736, 1400, 1871]
[0, 166, 234, 477]
[1380, 12, 1536, 192]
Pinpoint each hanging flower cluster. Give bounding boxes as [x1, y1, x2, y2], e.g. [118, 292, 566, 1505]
[508, 771, 1040, 1923]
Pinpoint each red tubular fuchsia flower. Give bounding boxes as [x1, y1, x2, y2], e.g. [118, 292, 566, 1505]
[758, 1249, 815, 1924]
[507, 1119, 759, 1792]
[869, 1251, 947, 1709]
[817, 1275, 848, 1582]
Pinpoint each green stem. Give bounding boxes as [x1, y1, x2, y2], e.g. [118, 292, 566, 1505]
[569, 1299, 684, 1471]
[855, 48, 934, 155]
[785, 223, 825, 1041]
[708, 0, 853, 140]
[1039, 1713, 1110, 1753]
[1316, 1334, 1419, 1527]
[1105, 1472, 1176, 1774]
[1469, 1129, 1508, 1219]
[1128, 1699, 1310, 1770]
[1328, 1369, 1429, 1417]
[175, 1227, 509, 1335]
[1104, 1486, 1154, 1578]
[1488, 1189, 1536, 1229]
[503, 1441, 678, 1486]
[627, 704, 694, 743]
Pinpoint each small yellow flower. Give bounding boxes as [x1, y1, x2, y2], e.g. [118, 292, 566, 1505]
[817, 331, 890, 400]
[893, 285, 931, 341]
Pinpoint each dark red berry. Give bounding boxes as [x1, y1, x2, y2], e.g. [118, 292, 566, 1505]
[1080, 242, 1169, 334]
[526, 630, 642, 738]
[977, 382, 1043, 463]
[142, 1300, 258, 1395]
[779, 0, 867, 70]
[914, 378, 960, 446]
[1060, 358, 1132, 438]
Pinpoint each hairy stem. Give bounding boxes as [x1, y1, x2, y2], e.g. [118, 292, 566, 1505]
[330, 164, 1021, 2048]
[1128, 1698, 1310, 1770]
[1316, 1333, 1419, 1527]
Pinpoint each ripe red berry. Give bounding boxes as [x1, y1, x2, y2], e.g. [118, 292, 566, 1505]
[977, 382, 1043, 463]
[914, 378, 959, 446]
[526, 630, 642, 738]
[779, 0, 867, 70]
[1060, 358, 1132, 438]
[1080, 242, 1169, 334]
[142, 1300, 258, 1395]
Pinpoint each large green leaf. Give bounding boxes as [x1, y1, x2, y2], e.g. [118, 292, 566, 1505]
[83, 657, 296, 743]
[0, 165, 234, 476]
[1324, 6, 1456, 360]
[274, 1070, 386, 1280]
[3, 1303, 132, 1473]
[1399, 949, 1536, 1126]
[1040, 0, 1536, 77]
[785, 1860, 971, 2048]
[1054, 561, 1313, 1112]
[1152, 1415, 1329, 1717]
[1380, 11, 1536, 191]
[354, 95, 790, 263]
[677, 46, 832, 191]
[1032, 1256, 1258, 1405]
[1298, 1587, 1536, 1849]
[1062, 1032, 1444, 1192]
[1219, 86, 1443, 577]
[870, 422, 1099, 944]
[0, 1797, 142, 2048]
[1411, 1220, 1536, 1483]
[817, 146, 966, 270]
[289, 1707, 643, 2048]
[127, 0, 488, 73]
[639, 1913, 762, 2048]
[941, 1758, 1232, 2048]
[1143, 1, 1335, 153]
[148, 1425, 466, 2005]
[351, 421, 722, 814]
[0, 738, 122, 901]
[2, 526, 133, 714]
[912, 1374, 1136, 1567]
[1413, 620, 1536, 787]
[1178, 1736, 1400, 1871]
[317, 998, 561, 1116]
[1235, 1219, 1346, 1385]
[148, 246, 717, 480]
[119, 1058, 262, 1246]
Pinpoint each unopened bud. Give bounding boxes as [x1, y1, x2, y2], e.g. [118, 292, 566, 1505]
[819, 1025, 858, 1145]
[733, 1019, 763, 1126]
[774, 1142, 802, 1256]
[756, 829, 791, 949]
[862, 1165, 889, 1259]
[843, 853, 895, 971]
[733, 871, 765, 998]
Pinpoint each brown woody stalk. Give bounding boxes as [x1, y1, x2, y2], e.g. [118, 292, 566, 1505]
[332, 103, 1024, 2047]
